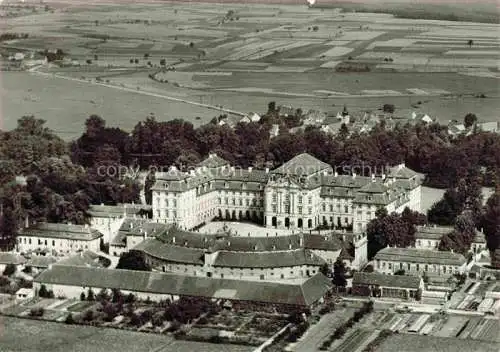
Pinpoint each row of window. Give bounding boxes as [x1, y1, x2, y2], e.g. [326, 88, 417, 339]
[219, 198, 264, 207]
[18, 237, 90, 250]
[378, 260, 459, 274]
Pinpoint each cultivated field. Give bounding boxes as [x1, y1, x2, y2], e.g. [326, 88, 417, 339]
[1, 1, 499, 137]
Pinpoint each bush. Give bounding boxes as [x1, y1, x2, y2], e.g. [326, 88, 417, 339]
[65, 313, 75, 324]
[80, 292, 86, 301]
[29, 307, 44, 317]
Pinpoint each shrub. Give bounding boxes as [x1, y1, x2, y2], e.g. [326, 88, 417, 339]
[29, 307, 44, 317]
[3, 263, 16, 276]
[65, 313, 75, 324]
[80, 292, 86, 301]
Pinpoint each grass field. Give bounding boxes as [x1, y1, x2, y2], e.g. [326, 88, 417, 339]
[0, 316, 254, 352]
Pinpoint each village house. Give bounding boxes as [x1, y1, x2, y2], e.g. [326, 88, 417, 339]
[152, 153, 422, 234]
[16, 222, 103, 255]
[33, 265, 333, 309]
[351, 272, 423, 300]
[374, 247, 467, 277]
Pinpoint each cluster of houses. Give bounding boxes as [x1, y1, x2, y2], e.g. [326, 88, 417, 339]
[447, 120, 499, 138]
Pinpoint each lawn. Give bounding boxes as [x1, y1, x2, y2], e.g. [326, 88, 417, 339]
[67, 301, 96, 312]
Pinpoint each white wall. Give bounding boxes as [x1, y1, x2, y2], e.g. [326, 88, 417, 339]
[17, 236, 101, 254]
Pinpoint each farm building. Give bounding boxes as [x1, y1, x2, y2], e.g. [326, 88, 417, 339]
[414, 225, 452, 250]
[33, 265, 333, 309]
[16, 222, 103, 255]
[374, 247, 467, 277]
[351, 272, 423, 300]
[0, 252, 26, 273]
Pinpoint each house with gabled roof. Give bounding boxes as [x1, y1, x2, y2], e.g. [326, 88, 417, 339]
[17, 223, 103, 255]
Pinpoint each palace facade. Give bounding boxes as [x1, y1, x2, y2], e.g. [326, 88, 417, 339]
[151, 153, 422, 233]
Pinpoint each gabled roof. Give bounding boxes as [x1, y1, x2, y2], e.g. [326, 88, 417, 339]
[197, 153, 230, 169]
[387, 164, 419, 179]
[415, 225, 453, 240]
[88, 204, 146, 218]
[27, 255, 57, 268]
[35, 265, 332, 306]
[55, 251, 104, 268]
[353, 272, 422, 289]
[272, 153, 331, 177]
[358, 180, 388, 194]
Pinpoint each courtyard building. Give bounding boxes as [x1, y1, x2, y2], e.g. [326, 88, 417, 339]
[34, 265, 332, 309]
[352, 272, 423, 300]
[151, 153, 422, 233]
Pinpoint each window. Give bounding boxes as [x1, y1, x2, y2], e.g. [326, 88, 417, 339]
[285, 194, 290, 203]
[388, 263, 392, 269]
[298, 206, 303, 214]
[239, 199, 242, 206]
[308, 197, 312, 204]
[407, 263, 410, 270]
[173, 199, 177, 207]
[173, 211, 177, 218]
[344, 206, 349, 213]
[285, 205, 290, 213]
[424, 264, 428, 272]
[272, 205, 277, 213]
[399, 263, 403, 269]
[246, 199, 249, 206]
[272, 193, 278, 202]
[416, 264, 420, 271]
[322, 203, 326, 211]
[298, 196, 303, 204]
[225, 198, 228, 205]
[329, 204, 333, 212]
[232, 198, 235, 205]
[165, 199, 169, 207]
[308, 207, 312, 215]
[52, 240, 55, 246]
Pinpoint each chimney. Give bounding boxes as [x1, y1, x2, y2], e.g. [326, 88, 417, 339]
[334, 172, 338, 177]
[25, 216, 29, 228]
[144, 231, 148, 238]
[248, 167, 253, 172]
[130, 222, 133, 229]
[372, 174, 376, 182]
[382, 174, 386, 181]
[184, 241, 188, 246]
[190, 170, 195, 176]
[289, 243, 292, 249]
[265, 168, 269, 174]
[392, 177, 396, 183]
[227, 241, 230, 247]
[299, 236, 303, 246]
[100, 203, 104, 206]
[353, 173, 356, 179]
[172, 236, 176, 244]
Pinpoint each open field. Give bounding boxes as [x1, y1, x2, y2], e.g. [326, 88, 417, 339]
[0, 316, 254, 352]
[1, 1, 499, 137]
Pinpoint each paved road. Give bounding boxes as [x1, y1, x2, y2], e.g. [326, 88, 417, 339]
[28, 65, 246, 117]
[291, 308, 355, 352]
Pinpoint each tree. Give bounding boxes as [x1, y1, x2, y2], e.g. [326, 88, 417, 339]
[38, 284, 49, 298]
[85, 115, 106, 138]
[134, 58, 139, 64]
[319, 263, 331, 277]
[80, 292, 86, 301]
[464, 113, 477, 128]
[468, 39, 473, 47]
[382, 104, 395, 114]
[144, 53, 149, 59]
[367, 213, 416, 259]
[160, 58, 166, 66]
[86, 59, 92, 65]
[116, 251, 151, 271]
[94, 54, 98, 61]
[3, 263, 16, 276]
[333, 258, 347, 288]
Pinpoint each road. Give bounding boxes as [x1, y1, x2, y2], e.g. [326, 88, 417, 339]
[27, 65, 246, 117]
[291, 308, 356, 352]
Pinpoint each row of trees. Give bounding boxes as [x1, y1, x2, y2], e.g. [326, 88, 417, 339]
[0, 116, 140, 250]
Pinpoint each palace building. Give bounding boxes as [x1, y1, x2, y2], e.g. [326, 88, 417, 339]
[151, 153, 422, 233]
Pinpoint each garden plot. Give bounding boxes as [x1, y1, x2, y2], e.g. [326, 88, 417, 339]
[319, 61, 341, 69]
[337, 31, 386, 41]
[428, 57, 500, 68]
[216, 61, 269, 71]
[225, 40, 296, 60]
[264, 66, 310, 73]
[317, 46, 353, 58]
